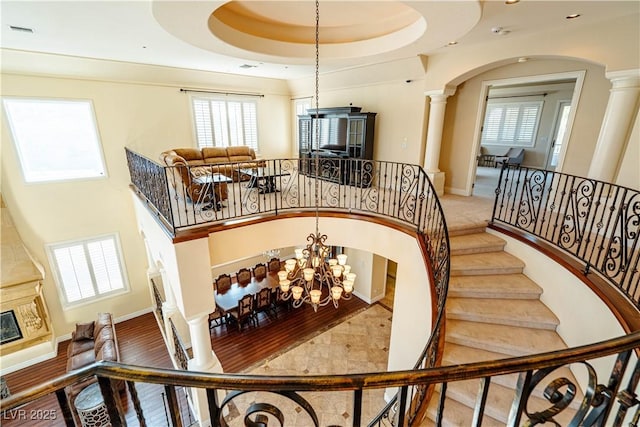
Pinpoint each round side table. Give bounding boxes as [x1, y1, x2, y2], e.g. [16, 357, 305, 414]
[74, 383, 112, 427]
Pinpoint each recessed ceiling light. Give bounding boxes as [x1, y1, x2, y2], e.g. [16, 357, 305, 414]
[518, 57, 529, 63]
[446, 41, 458, 47]
[491, 27, 510, 36]
[9, 25, 34, 33]
[566, 13, 581, 19]
[505, 0, 520, 4]
[239, 64, 257, 69]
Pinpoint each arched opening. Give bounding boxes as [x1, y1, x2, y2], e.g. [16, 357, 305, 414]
[439, 57, 607, 196]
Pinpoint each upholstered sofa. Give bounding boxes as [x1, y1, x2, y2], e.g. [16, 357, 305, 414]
[160, 146, 263, 203]
[65, 313, 125, 409]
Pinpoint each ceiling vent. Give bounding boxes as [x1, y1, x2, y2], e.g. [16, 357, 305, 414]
[9, 25, 34, 33]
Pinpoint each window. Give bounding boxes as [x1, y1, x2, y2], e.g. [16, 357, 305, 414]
[47, 234, 129, 307]
[192, 96, 258, 151]
[2, 98, 106, 183]
[294, 98, 312, 153]
[481, 100, 543, 147]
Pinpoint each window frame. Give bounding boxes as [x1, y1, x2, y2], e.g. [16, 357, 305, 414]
[481, 99, 544, 147]
[190, 95, 259, 151]
[46, 233, 130, 309]
[2, 97, 108, 184]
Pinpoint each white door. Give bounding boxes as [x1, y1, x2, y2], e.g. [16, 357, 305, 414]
[546, 101, 571, 170]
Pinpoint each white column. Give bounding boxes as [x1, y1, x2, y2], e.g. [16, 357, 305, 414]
[423, 87, 456, 196]
[588, 69, 640, 182]
[187, 315, 216, 371]
[186, 314, 223, 427]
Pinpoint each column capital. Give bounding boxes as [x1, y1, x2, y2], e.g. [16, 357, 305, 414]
[424, 86, 457, 100]
[605, 69, 640, 88]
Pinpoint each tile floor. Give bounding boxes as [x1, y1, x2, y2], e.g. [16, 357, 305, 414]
[224, 304, 393, 426]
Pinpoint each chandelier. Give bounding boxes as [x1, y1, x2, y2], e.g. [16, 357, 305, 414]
[276, 0, 356, 311]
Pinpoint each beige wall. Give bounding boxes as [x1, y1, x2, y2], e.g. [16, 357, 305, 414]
[289, 56, 429, 165]
[0, 68, 291, 338]
[440, 59, 610, 193]
[423, 13, 640, 91]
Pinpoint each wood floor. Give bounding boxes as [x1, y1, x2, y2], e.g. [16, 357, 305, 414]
[2, 312, 191, 427]
[211, 295, 369, 373]
[2, 297, 369, 426]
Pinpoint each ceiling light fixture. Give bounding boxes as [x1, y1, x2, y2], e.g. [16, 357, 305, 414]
[276, 0, 355, 312]
[505, 0, 520, 4]
[566, 13, 581, 19]
[446, 41, 458, 47]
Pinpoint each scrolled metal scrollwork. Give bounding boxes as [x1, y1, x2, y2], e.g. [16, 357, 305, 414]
[519, 360, 628, 426]
[218, 390, 320, 427]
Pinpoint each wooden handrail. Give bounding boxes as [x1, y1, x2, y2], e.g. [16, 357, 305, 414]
[3, 332, 639, 422]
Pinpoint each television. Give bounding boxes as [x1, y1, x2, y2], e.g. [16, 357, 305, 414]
[316, 117, 348, 152]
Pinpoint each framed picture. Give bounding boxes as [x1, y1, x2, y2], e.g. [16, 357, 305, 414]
[0, 311, 23, 345]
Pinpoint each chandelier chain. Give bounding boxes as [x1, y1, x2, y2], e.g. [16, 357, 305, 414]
[314, 0, 320, 237]
[275, 0, 355, 312]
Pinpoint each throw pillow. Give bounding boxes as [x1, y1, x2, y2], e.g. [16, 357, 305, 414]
[73, 321, 95, 341]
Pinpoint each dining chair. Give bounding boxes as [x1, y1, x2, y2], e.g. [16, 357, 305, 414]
[227, 294, 255, 332]
[253, 263, 268, 281]
[215, 274, 232, 294]
[236, 268, 252, 287]
[272, 287, 291, 317]
[267, 257, 281, 273]
[253, 287, 274, 324]
[208, 306, 225, 330]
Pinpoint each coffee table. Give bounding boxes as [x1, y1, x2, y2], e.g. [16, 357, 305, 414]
[240, 168, 289, 194]
[193, 173, 233, 210]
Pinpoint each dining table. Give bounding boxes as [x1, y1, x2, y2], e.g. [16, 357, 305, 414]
[214, 273, 280, 312]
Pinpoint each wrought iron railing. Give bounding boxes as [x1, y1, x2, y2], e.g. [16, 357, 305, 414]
[170, 319, 190, 371]
[2, 331, 638, 426]
[491, 164, 639, 309]
[151, 277, 164, 323]
[125, 148, 450, 423]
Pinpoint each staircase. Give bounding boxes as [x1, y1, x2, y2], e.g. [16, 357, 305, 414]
[422, 223, 583, 426]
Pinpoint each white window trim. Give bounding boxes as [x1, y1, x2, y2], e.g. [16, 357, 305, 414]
[2, 97, 108, 184]
[481, 99, 544, 147]
[46, 233, 130, 309]
[189, 94, 259, 151]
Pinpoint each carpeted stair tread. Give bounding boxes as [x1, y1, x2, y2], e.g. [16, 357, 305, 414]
[451, 252, 525, 276]
[449, 274, 542, 299]
[450, 232, 506, 255]
[447, 222, 489, 237]
[446, 297, 559, 330]
[443, 379, 579, 425]
[446, 320, 567, 356]
[424, 390, 505, 426]
[442, 343, 584, 410]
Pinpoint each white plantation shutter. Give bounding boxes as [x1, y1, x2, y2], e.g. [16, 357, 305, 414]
[482, 100, 543, 146]
[193, 99, 213, 148]
[242, 103, 258, 150]
[192, 97, 258, 150]
[49, 235, 128, 307]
